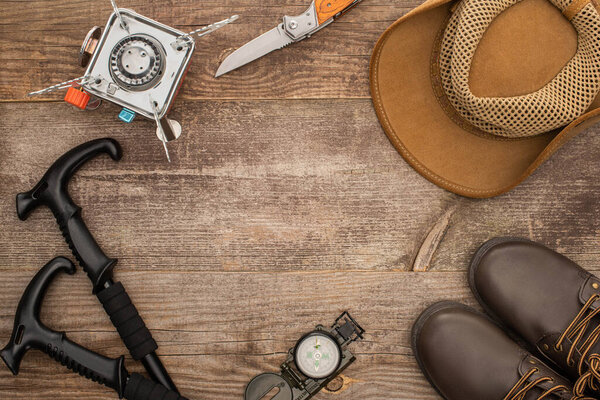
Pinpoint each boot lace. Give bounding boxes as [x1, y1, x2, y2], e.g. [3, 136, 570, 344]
[503, 367, 592, 400]
[555, 293, 600, 397]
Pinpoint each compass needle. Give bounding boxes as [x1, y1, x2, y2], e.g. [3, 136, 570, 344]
[296, 332, 340, 379]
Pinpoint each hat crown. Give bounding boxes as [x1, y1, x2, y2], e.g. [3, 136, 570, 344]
[438, 0, 600, 137]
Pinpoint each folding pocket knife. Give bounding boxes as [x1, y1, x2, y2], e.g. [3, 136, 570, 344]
[215, 0, 363, 77]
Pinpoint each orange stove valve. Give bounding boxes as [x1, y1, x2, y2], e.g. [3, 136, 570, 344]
[64, 87, 91, 110]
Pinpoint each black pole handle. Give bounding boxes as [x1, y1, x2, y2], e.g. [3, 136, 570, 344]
[125, 373, 189, 400]
[15, 139, 177, 392]
[16, 138, 122, 293]
[0, 257, 127, 397]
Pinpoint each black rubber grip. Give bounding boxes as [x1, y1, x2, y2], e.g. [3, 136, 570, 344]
[98, 283, 158, 360]
[58, 207, 118, 292]
[125, 373, 188, 400]
[44, 339, 127, 396]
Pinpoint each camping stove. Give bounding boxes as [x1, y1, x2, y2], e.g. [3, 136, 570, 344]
[30, 0, 237, 161]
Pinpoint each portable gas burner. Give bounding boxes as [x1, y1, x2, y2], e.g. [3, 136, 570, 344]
[30, 0, 238, 161]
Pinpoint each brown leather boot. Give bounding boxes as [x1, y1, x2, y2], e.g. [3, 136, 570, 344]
[469, 238, 600, 398]
[412, 301, 587, 400]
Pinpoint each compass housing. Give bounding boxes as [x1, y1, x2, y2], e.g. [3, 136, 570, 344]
[293, 330, 342, 379]
[244, 312, 364, 400]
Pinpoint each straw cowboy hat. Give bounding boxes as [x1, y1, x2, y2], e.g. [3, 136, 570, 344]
[370, 0, 600, 198]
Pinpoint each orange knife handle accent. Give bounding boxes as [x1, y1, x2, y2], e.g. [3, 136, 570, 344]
[315, 0, 357, 24]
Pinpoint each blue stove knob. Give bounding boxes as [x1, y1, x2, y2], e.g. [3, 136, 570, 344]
[118, 108, 136, 123]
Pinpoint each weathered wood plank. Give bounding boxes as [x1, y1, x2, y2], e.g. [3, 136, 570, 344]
[0, 270, 473, 400]
[0, 0, 414, 101]
[0, 101, 598, 276]
[3, 1, 600, 400]
[0, 100, 451, 275]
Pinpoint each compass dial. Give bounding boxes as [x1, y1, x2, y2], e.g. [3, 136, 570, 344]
[294, 332, 341, 379]
[109, 34, 166, 91]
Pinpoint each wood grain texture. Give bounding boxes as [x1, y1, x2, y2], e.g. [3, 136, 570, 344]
[1, 99, 600, 399]
[0, 269, 473, 400]
[1, 101, 598, 276]
[2, 0, 600, 399]
[0, 0, 414, 101]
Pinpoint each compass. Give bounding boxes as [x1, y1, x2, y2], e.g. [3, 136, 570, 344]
[245, 312, 364, 400]
[294, 331, 341, 379]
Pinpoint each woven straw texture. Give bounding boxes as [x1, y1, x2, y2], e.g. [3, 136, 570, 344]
[439, 0, 600, 137]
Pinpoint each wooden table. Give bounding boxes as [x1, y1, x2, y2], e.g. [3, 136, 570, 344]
[1, 1, 599, 399]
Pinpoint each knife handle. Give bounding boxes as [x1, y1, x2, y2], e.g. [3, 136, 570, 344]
[315, 0, 358, 24]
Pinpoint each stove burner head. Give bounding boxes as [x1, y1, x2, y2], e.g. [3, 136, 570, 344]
[109, 34, 165, 91]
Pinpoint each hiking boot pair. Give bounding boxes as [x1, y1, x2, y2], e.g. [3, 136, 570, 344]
[413, 238, 600, 399]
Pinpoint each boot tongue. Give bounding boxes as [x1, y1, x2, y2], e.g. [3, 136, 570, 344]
[577, 276, 600, 363]
[583, 319, 600, 361]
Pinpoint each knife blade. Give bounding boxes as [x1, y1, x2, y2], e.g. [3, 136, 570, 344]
[215, 0, 363, 77]
[215, 24, 293, 78]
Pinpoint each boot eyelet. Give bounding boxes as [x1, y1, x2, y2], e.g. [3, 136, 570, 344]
[542, 344, 550, 351]
[554, 344, 563, 352]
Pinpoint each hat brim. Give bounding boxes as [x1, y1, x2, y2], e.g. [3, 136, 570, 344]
[370, 0, 600, 198]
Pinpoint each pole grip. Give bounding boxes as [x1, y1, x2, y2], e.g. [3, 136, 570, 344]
[97, 282, 158, 360]
[44, 334, 127, 397]
[125, 373, 189, 400]
[15, 138, 122, 293]
[58, 205, 117, 293]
